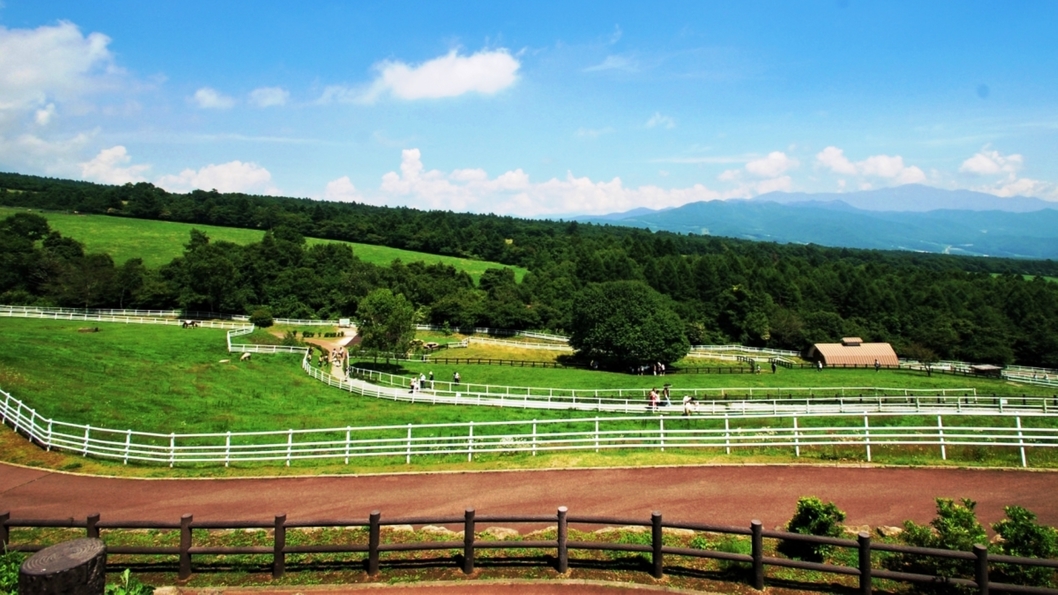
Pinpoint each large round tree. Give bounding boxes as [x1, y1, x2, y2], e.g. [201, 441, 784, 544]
[569, 280, 689, 369]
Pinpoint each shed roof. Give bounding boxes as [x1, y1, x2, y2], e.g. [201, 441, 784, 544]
[809, 342, 899, 366]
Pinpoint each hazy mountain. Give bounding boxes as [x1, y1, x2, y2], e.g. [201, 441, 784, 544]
[753, 184, 1056, 213]
[573, 187, 1058, 258]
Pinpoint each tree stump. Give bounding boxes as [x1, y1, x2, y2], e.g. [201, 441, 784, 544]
[19, 538, 106, 595]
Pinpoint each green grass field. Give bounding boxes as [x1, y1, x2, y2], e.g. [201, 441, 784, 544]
[0, 207, 526, 282]
[1, 317, 1054, 475]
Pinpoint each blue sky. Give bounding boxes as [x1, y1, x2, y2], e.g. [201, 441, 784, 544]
[1, 1, 1056, 216]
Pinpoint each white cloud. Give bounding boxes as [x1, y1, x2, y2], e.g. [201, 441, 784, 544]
[323, 176, 362, 202]
[0, 130, 93, 175]
[248, 86, 289, 108]
[645, 112, 675, 129]
[959, 148, 1023, 176]
[34, 103, 56, 125]
[745, 151, 798, 178]
[156, 161, 277, 194]
[815, 146, 925, 185]
[957, 148, 1057, 200]
[0, 21, 120, 129]
[359, 148, 744, 216]
[191, 87, 235, 109]
[341, 49, 519, 103]
[80, 145, 149, 184]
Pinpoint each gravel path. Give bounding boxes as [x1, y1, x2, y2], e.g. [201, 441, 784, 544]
[3, 463, 1056, 530]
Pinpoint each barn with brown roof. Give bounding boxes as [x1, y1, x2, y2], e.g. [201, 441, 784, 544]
[806, 337, 900, 367]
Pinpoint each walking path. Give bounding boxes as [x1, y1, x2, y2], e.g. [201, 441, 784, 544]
[3, 462, 1057, 531]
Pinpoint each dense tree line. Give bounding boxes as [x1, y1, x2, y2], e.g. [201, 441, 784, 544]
[3, 172, 1058, 367]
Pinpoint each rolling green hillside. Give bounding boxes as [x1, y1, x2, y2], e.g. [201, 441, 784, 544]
[0, 207, 526, 282]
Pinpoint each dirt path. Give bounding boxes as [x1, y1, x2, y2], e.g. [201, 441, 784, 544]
[2, 463, 1056, 531]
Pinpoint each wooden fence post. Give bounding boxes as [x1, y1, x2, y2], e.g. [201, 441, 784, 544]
[975, 544, 989, 595]
[86, 513, 99, 539]
[651, 511, 663, 579]
[179, 514, 193, 580]
[368, 510, 381, 575]
[557, 506, 569, 574]
[273, 513, 286, 579]
[751, 519, 764, 590]
[463, 508, 475, 574]
[0, 511, 9, 548]
[858, 531, 871, 595]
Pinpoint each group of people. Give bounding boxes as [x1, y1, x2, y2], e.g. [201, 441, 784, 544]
[646, 385, 700, 415]
[409, 371, 436, 393]
[316, 345, 349, 372]
[632, 362, 667, 376]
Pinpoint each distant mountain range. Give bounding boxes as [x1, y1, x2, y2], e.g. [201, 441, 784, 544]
[570, 185, 1058, 259]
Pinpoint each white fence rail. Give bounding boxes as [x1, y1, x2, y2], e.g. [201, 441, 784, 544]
[0, 305, 338, 326]
[466, 337, 572, 352]
[415, 324, 569, 343]
[2, 384, 1055, 468]
[690, 345, 801, 358]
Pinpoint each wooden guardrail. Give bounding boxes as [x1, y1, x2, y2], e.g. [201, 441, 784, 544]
[3, 509, 1056, 594]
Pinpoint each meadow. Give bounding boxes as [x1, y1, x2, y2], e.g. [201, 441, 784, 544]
[0, 207, 527, 282]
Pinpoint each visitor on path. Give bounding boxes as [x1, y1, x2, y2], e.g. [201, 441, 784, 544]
[874, 359, 881, 372]
[682, 395, 697, 416]
[648, 388, 659, 412]
[429, 371, 434, 388]
[453, 371, 460, 385]
[771, 361, 777, 374]
[419, 373, 427, 390]
[817, 361, 823, 372]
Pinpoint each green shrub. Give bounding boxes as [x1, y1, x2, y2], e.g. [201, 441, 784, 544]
[105, 568, 153, 595]
[993, 506, 1058, 587]
[778, 496, 847, 562]
[0, 550, 26, 595]
[249, 307, 274, 328]
[887, 498, 988, 582]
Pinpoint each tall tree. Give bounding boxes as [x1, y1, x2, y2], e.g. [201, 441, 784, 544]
[355, 288, 416, 355]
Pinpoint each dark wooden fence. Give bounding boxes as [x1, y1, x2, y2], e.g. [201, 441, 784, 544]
[3, 509, 1057, 594]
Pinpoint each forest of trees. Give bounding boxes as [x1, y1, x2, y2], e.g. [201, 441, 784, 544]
[3, 172, 1058, 368]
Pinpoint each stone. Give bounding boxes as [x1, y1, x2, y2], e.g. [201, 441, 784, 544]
[19, 538, 106, 595]
[876, 525, 904, 538]
[663, 528, 696, 537]
[844, 524, 872, 535]
[420, 525, 459, 536]
[483, 526, 520, 540]
[384, 524, 415, 533]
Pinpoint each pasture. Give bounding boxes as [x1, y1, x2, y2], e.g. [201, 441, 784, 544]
[1, 317, 1056, 475]
[0, 207, 527, 282]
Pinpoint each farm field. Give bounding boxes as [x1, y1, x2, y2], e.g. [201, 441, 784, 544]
[0, 206, 527, 282]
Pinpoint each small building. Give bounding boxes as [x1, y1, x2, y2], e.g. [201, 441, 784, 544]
[806, 337, 899, 367]
[970, 364, 1003, 378]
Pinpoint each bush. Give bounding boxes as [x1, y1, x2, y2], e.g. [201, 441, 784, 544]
[993, 506, 1058, 587]
[105, 568, 154, 594]
[887, 498, 988, 581]
[0, 550, 26, 595]
[249, 307, 274, 328]
[778, 496, 847, 562]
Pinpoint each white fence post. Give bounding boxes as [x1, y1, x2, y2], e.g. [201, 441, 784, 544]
[345, 427, 351, 465]
[225, 431, 231, 467]
[864, 415, 871, 462]
[83, 424, 91, 456]
[595, 417, 600, 453]
[660, 417, 665, 452]
[286, 429, 293, 467]
[1017, 416, 1027, 468]
[532, 421, 537, 456]
[169, 432, 175, 467]
[793, 416, 800, 457]
[938, 415, 946, 460]
[46, 419, 53, 451]
[406, 424, 412, 464]
[725, 413, 731, 455]
[123, 429, 131, 465]
[467, 422, 474, 462]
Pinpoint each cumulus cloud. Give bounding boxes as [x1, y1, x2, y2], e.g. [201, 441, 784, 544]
[80, 145, 149, 184]
[0, 130, 94, 175]
[325, 49, 520, 104]
[0, 21, 120, 127]
[959, 148, 1023, 176]
[958, 148, 1057, 200]
[191, 87, 235, 109]
[645, 112, 675, 129]
[248, 86, 289, 108]
[323, 176, 362, 202]
[745, 151, 798, 178]
[815, 146, 925, 185]
[157, 161, 277, 194]
[352, 148, 739, 216]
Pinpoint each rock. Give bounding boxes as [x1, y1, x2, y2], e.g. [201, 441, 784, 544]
[219, 359, 230, 364]
[594, 525, 648, 535]
[152, 589, 180, 595]
[384, 524, 415, 533]
[483, 526, 520, 540]
[844, 524, 872, 535]
[663, 528, 696, 538]
[420, 525, 459, 536]
[240, 352, 251, 361]
[877, 526, 904, 538]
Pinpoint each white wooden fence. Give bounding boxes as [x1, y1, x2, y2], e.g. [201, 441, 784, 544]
[1, 384, 1054, 468]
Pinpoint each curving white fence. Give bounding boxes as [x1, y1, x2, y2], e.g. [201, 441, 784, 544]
[1, 383, 1055, 468]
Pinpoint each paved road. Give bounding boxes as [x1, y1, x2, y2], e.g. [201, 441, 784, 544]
[3, 463, 1056, 530]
